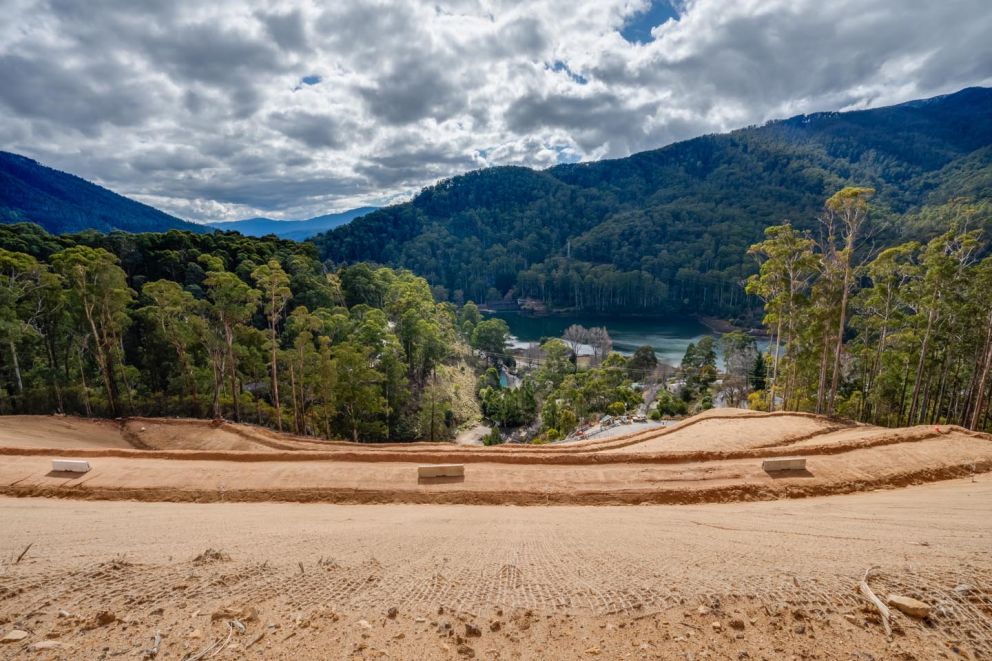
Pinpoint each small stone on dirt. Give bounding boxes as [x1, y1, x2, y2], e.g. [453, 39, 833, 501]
[729, 618, 745, 630]
[457, 643, 475, 657]
[887, 595, 931, 618]
[357, 619, 373, 630]
[465, 623, 481, 637]
[711, 621, 722, 632]
[1, 630, 29, 643]
[28, 640, 66, 650]
[94, 611, 116, 627]
[387, 607, 398, 619]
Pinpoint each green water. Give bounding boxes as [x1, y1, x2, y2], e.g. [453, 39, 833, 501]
[489, 311, 716, 367]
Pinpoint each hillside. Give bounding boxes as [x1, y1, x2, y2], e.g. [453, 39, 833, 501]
[0, 151, 204, 234]
[313, 87, 992, 319]
[206, 206, 378, 240]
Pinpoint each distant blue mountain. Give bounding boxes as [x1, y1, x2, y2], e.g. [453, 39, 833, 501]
[206, 207, 378, 240]
[0, 151, 204, 234]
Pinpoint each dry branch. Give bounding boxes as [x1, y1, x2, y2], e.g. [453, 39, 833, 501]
[858, 565, 891, 637]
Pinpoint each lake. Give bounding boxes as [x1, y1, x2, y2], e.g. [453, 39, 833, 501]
[488, 311, 718, 366]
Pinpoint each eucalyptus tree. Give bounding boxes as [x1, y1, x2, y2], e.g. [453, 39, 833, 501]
[252, 259, 292, 430]
[203, 268, 260, 422]
[51, 246, 134, 417]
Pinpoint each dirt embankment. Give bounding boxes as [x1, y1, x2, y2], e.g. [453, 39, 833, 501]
[0, 410, 990, 507]
[1, 479, 990, 659]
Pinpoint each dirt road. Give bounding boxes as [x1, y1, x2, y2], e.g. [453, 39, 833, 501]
[2, 479, 990, 659]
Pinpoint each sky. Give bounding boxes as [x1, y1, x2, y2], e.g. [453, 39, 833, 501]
[1, 0, 991, 222]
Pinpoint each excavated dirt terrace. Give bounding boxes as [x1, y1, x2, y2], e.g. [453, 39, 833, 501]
[0, 409, 989, 506]
[2, 411, 991, 659]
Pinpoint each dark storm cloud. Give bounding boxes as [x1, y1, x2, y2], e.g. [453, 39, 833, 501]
[257, 8, 310, 53]
[0, 0, 989, 220]
[268, 111, 347, 149]
[0, 54, 158, 134]
[356, 57, 465, 125]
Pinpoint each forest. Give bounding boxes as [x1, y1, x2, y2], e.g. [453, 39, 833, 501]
[0, 223, 475, 441]
[747, 191, 992, 430]
[313, 87, 992, 321]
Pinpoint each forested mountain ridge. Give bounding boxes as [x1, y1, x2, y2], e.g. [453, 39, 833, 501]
[0, 151, 204, 234]
[313, 87, 992, 320]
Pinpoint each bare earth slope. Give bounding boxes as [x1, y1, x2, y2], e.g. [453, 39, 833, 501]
[1, 480, 990, 659]
[2, 412, 991, 659]
[0, 411, 989, 506]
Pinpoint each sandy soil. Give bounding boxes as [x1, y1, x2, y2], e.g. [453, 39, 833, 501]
[0, 412, 990, 506]
[0, 416, 129, 449]
[1, 479, 990, 659]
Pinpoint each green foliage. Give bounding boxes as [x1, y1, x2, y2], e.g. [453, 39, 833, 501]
[0, 224, 469, 441]
[628, 345, 658, 380]
[750, 196, 992, 431]
[470, 318, 510, 359]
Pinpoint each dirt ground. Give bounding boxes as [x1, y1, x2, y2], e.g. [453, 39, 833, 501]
[1, 411, 991, 658]
[1, 479, 990, 659]
[0, 411, 989, 506]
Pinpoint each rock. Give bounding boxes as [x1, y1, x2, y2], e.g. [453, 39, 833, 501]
[844, 614, 859, 625]
[94, 611, 116, 626]
[887, 595, 931, 618]
[489, 621, 501, 632]
[465, 623, 482, 637]
[953, 584, 974, 596]
[711, 621, 722, 632]
[28, 641, 66, 650]
[1, 630, 29, 643]
[57, 610, 71, 619]
[457, 643, 475, 657]
[357, 619, 373, 630]
[189, 628, 203, 640]
[697, 606, 710, 616]
[584, 647, 601, 655]
[415, 617, 426, 624]
[729, 618, 746, 630]
[387, 607, 398, 619]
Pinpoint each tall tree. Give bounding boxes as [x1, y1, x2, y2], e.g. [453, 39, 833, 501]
[822, 187, 874, 414]
[252, 259, 292, 431]
[51, 246, 134, 417]
[203, 269, 260, 422]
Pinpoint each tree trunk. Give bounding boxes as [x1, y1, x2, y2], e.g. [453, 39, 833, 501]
[827, 264, 853, 415]
[908, 295, 938, 424]
[970, 311, 992, 429]
[270, 318, 281, 432]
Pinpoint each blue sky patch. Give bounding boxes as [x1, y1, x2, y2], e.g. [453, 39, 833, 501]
[548, 60, 588, 85]
[301, 75, 322, 86]
[620, 1, 680, 44]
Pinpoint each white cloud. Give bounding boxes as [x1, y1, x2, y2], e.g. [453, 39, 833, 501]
[0, 0, 990, 221]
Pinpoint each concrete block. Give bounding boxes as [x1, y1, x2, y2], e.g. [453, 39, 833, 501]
[418, 464, 464, 478]
[762, 457, 806, 472]
[51, 459, 91, 473]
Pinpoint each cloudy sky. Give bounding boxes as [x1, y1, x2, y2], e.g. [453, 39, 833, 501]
[1, 0, 991, 222]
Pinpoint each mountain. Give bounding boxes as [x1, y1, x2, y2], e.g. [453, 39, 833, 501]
[312, 87, 992, 320]
[0, 151, 203, 234]
[206, 207, 378, 240]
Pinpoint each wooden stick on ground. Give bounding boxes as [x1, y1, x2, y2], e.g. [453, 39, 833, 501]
[859, 565, 891, 637]
[15, 542, 33, 564]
